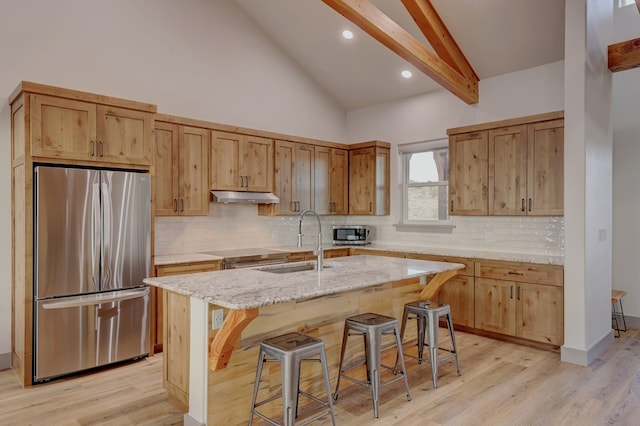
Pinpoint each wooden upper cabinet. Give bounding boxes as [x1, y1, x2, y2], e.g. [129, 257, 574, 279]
[97, 105, 153, 165]
[315, 147, 348, 215]
[210, 131, 273, 192]
[30, 95, 97, 161]
[30, 94, 152, 166]
[449, 112, 564, 217]
[527, 119, 564, 215]
[449, 131, 488, 215]
[349, 145, 390, 215]
[269, 140, 314, 215]
[154, 121, 209, 216]
[488, 125, 528, 215]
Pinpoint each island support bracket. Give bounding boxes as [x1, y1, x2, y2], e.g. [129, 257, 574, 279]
[419, 269, 459, 301]
[209, 308, 259, 371]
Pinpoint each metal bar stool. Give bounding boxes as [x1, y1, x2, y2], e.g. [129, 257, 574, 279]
[333, 312, 411, 419]
[249, 332, 336, 426]
[612, 290, 628, 338]
[396, 300, 461, 389]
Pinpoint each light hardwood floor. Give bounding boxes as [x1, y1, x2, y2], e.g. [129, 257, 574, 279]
[2, 329, 639, 425]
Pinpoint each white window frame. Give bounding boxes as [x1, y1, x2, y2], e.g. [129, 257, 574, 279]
[394, 138, 455, 233]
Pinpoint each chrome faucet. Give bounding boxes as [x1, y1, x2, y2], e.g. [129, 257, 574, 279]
[297, 209, 323, 271]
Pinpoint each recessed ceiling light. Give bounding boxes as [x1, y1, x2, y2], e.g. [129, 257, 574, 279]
[342, 30, 354, 40]
[401, 70, 413, 79]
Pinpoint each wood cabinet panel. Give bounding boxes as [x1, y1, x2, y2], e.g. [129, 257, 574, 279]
[154, 260, 221, 407]
[527, 119, 564, 215]
[517, 282, 563, 345]
[30, 94, 96, 161]
[315, 147, 349, 215]
[450, 114, 564, 217]
[475, 259, 563, 286]
[475, 278, 516, 335]
[154, 123, 180, 216]
[271, 140, 313, 215]
[154, 122, 209, 216]
[449, 131, 488, 215]
[210, 132, 273, 192]
[30, 94, 152, 166]
[97, 105, 152, 165]
[349, 145, 390, 215]
[488, 125, 527, 215]
[437, 275, 475, 327]
[210, 131, 242, 190]
[243, 135, 273, 192]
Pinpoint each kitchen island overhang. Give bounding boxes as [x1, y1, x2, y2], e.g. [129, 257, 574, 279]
[144, 255, 464, 425]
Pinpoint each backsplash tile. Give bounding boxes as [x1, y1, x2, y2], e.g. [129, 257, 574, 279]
[155, 204, 564, 262]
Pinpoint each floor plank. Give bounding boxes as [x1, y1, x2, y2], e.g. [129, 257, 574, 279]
[1, 329, 639, 425]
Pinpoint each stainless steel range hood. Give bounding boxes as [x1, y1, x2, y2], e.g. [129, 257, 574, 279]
[211, 190, 279, 204]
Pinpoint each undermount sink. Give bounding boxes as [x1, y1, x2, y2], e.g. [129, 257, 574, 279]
[257, 263, 330, 274]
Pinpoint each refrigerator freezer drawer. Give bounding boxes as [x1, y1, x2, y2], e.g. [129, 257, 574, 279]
[34, 288, 150, 382]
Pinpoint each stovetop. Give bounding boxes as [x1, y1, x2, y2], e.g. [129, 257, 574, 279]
[200, 248, 289, 263]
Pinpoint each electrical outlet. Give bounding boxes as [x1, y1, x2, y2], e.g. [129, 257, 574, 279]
[212, 309, 224, 329]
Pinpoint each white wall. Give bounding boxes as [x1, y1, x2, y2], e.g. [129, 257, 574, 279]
[612, 1, 640, 328]
[562, 0, 613, 365]
[345, 61, 565, 257]
[0, 0, 348, 365]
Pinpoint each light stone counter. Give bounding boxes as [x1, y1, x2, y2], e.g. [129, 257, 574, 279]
[143, 255, 464, 310]
[154, 253, 223, 266]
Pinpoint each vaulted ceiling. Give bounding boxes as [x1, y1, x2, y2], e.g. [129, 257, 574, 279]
[235, 0, 566, 110]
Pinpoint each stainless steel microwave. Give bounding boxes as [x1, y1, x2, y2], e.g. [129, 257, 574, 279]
[332, 225, 371, 245]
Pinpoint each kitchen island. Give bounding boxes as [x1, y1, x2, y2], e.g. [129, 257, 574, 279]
[144, 255, 463, 425]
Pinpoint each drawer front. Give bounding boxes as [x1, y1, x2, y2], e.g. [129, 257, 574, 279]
[155, 261, 222, 277]
[405, 253, 474, 276]
[476, 259, 563, 286]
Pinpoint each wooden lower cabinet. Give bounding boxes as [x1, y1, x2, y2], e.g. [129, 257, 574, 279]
[475, 259, 564, 345]
[360, 249, 564, 348]
[437, 275, 475, 328]
[154, 260, 221, 408]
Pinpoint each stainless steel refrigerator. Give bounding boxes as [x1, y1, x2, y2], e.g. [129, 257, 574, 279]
[33, 165, 151, 383]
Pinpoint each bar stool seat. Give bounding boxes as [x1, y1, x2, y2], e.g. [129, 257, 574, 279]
[333, 312, 411, 419]
[612, 290, 628, 338]
[249, 332, 336, 426]
[397, 300, 461, 389]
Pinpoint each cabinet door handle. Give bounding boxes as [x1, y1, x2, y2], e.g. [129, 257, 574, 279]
[99, 141, 104, 157]
[369, 202, 372, 213]
[510, 285, 514, 299]
[517, 286, 521, 300]
[521, 198, 525, 212]
[180, 198, 185, 212]
[173, 199, 178, 213]
[450, 200, 454, 212]
[528, 198, 532, 212]
[508, 271, 524, 276]
[90, 140, 96, 157]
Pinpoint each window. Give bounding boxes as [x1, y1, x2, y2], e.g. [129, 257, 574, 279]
[397, 138, 454, 231]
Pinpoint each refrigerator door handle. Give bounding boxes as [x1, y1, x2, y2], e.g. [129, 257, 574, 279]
[101, 180, 111, 288]
[41, 288, 149, 310]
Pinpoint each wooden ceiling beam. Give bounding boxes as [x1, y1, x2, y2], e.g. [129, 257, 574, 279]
[401, 0, 477, 81]
[322, 0, 478, 104]
[608, 37, 640, 72]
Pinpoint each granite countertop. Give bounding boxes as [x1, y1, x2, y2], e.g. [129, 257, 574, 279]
[153, 243, 563, 267]
[144, 255, 464, 310]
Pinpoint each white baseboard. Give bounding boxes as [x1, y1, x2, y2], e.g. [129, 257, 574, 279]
[561, 330, 614, 366]
[0, 352, 10, 370]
